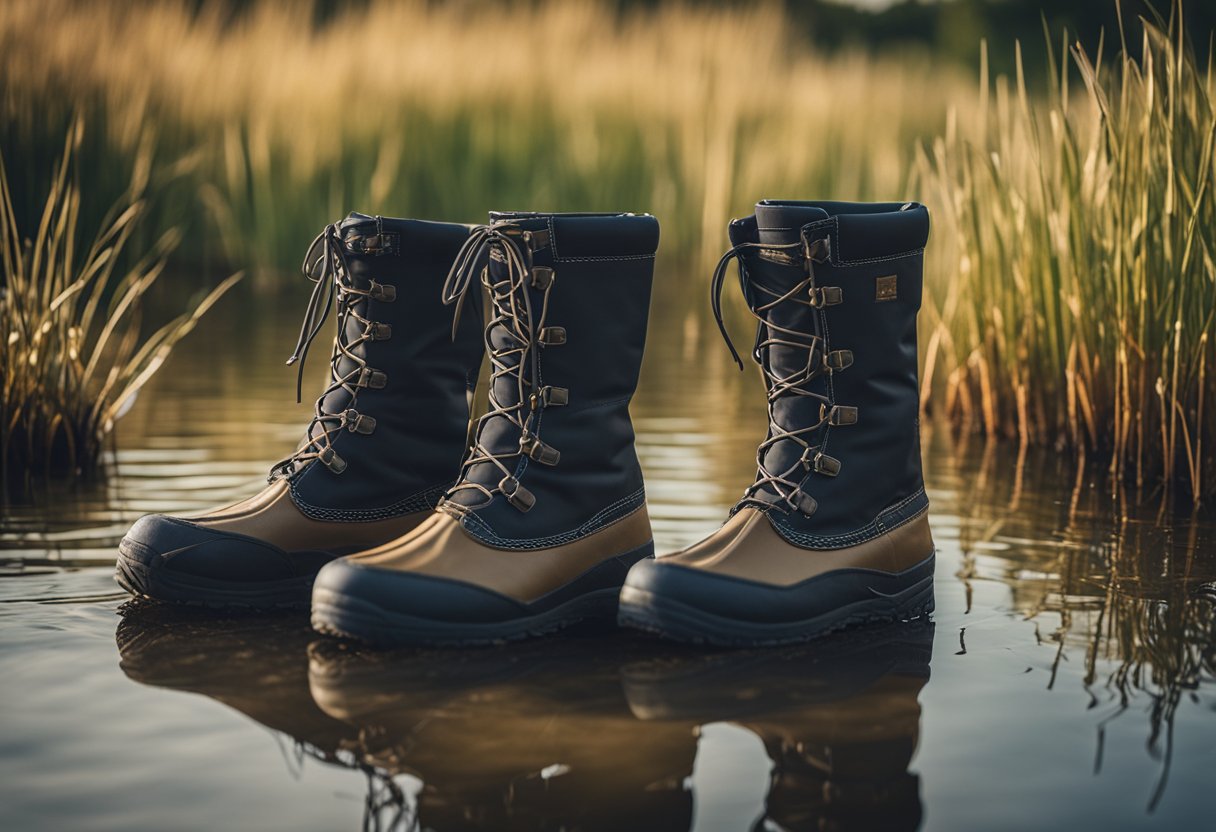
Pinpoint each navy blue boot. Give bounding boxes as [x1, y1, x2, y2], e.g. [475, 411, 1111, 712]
[116, 214, 484, 608]
[311, 211, 659, 645]
[619, 201, 935, 646]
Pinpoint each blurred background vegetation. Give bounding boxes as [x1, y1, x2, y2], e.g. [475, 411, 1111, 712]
[1, 0, 1214, 502]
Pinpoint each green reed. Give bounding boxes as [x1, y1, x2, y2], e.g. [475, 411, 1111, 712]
[918, 7, 1216, 500]
[0, 119, 242, 479]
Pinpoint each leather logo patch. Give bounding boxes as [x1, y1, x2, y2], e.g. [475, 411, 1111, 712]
[875, 274, 898, 302]
[758, 248, 799, 266]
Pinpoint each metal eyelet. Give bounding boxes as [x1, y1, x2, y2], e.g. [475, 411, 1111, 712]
[318, 446, 347, 474]
[356, 368, 388, 389]
[813, 453, 842, 477]
[529, 386, 569, 410]
[369, 281, 396, 302]
[809, 286, 843, 308]
[527, 229, 551, 251]
[538, 327, 567, 345]
[530, 267, 555, 290]
[343, 409, 376, 435]
[499, 476, 536, 512]
[820, 404, 858, 426]
[519, 433, 561, 466]
[791, 490, 819, 517]
[824, 350, 854, 372]
[803, 236, 830, 264]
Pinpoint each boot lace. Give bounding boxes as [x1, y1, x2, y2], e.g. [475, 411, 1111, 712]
[711, 230, 854, 517]
[269, 222, 394, 480]
[439, 221, 564, 513]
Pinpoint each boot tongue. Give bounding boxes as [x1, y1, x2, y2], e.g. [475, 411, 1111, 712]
[747, 203, 830, 510]
[754, 203, 829, 245]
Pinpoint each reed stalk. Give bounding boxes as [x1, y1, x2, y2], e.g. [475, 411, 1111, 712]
[0, 119, 242, 481]
[919, 5, 1216, 501]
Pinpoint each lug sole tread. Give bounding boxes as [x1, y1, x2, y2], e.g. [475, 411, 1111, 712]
[617, 575, 935, 648]
[310, 586, 622, 647]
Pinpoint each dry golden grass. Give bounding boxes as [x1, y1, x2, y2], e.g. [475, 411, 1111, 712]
[0, 119, 242, 478]
[0, 0, 965, 262]
[919, 11, 1216, 500]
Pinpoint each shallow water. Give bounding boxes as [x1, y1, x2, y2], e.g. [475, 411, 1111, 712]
[2, 278, 1214, 831]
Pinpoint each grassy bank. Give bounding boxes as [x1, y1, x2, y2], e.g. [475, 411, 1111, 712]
[1, 0, 1213, 499]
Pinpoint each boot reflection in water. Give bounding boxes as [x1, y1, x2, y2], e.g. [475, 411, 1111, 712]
[116, 605, 930, 831]
[307, 633, 695, 831]
[115, 602, 419, 830]
[623, 620, 933, 832]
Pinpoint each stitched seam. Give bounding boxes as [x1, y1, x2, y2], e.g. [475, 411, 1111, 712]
[460, 487, 646, 549]
[547, 215, 656, 262]
[289, 480, 447, 522]
[462, 486, 642, 545]
[776, 504, 926, 548]
[880, 491, 926, 536]
[763, 217, 925, 265]
[563, 393, 633, 414]
[554, 253, 656, 263]
[771, 488, 928, 548]
[803, 216, 924, 266]
[833, 248, 924, 266]
[779, 494, 926, 548]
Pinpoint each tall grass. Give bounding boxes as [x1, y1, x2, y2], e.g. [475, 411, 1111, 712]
[2, 1, 1214, 499]
[919, 6, 1216, 501]
[0, 119, 242, 481]
[0, 0, 964, 268]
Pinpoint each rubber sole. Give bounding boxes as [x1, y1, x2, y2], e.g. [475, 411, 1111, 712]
[617, 562, 935, 648]
[311, 541, 655, 647]
[115, 538, 313, 609]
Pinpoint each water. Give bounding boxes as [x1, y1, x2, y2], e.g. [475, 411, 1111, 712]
[2, 277, 1214, 831]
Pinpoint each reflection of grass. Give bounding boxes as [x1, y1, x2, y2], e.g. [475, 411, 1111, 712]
[1, 1, 1213, 497]
[1060, 538, 1214, 811]
[0, 120, 241, 480]
[943, 436, 1216, 810]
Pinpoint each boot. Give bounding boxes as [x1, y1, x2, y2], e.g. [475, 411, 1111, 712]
[310, 211, 659, 645]
[619, 200, 935, 646]
[115, 214, 484, 607]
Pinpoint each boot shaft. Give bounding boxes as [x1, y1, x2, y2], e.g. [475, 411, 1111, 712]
[286, 213, 485, 519]
[443, 211, 659, 546]
[724, 200, 930, 544]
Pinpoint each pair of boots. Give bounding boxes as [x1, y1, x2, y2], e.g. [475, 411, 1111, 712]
[115, 202, 935, 647]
